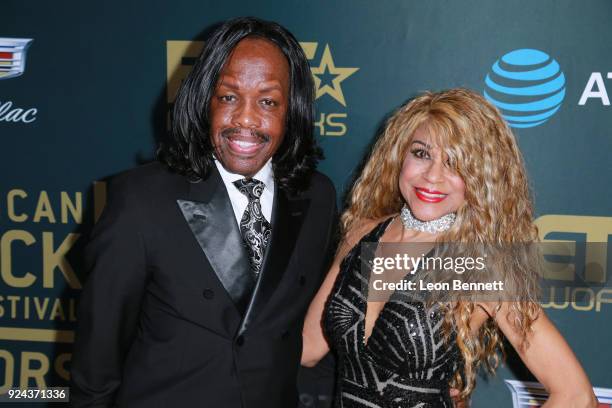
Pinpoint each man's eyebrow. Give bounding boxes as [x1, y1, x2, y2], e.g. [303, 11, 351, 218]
[259, 84, 283, 93]
[217, 80, 239, 90]
[216, 81, 283, 93]
[411, 139, 431, 149]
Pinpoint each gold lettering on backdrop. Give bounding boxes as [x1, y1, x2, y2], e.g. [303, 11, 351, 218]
[535, 215, 612, 312]
[0, 296, 77, 322]
[315, 112, 348, 136]
[93, 181, 107, 223]
[34, 297, 49, 319]
[1, 230, 36, 287]
[33, 191, 56, 223]
[42, 232, 81, 289]
[571, 288, 595, 311]
[307, 43, 356, 136]
[541, 287, 612, 312]
[20, 351, 48, 388]
[0, 350, 72, 390]
[0, 184, 102, 390]
[7, 296, 20, 318]
[300, 42, 318, 59]
[596, 289, 612, 312]
[60, 191, 82, 224]
[0, 350, 14, 393]
[3, 188, 101, 225]
[0, 231, 81, 289]
[538, 240, 576, 281]
[54, 353, 71, 381]
[0, 328, 74, 342]
[49, 298, 66, 321]
[166, 40, 205, 104]
[23, 296, 30, 320]
[541, 287, 570, 309]
[535, 215, 612, 283]
[24, 295, 29, 319]
[7, 189, 28, 222]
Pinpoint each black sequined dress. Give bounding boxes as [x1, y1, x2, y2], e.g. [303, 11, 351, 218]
[323, 218, 460, 407]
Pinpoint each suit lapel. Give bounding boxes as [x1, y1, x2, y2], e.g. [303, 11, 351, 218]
[176, 169, 254, 315]
[237, 187, 310, 336]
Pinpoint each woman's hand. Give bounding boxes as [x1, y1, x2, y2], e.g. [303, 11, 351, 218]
[483, 303, 597, 408]
[450, 388, 466, 407]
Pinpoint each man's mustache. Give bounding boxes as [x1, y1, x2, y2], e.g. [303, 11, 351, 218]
[220, 127, 270, 142]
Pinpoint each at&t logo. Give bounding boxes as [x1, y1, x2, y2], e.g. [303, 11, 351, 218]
[484, 49, 565, 128]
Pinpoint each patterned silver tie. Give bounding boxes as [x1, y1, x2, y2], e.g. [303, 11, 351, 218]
[233, 178, 272, 276]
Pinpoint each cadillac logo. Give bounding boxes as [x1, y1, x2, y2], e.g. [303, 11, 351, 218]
[0, 38, 33, 80]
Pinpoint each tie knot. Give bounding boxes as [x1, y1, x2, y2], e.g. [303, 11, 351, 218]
[233, 178, 265, 200]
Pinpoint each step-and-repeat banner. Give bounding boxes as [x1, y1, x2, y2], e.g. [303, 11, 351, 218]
[2, 1, 611, 406]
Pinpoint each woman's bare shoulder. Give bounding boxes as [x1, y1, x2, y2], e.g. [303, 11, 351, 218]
[341, 216, 394, 254]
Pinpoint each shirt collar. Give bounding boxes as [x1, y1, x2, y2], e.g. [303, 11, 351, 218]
[214, 159, 274, 190]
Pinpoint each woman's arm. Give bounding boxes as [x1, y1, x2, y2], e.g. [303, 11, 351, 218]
[300, 252, 342, 367]
[487, 303, 597, 408]
[301, 220, 377, 367]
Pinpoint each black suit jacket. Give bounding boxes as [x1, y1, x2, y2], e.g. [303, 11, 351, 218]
[70, 162, 337, 408]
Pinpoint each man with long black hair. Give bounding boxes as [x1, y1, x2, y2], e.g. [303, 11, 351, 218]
[70, 17, 337, 408]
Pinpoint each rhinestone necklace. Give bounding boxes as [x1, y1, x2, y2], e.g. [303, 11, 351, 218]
[399, 205, 455, 234]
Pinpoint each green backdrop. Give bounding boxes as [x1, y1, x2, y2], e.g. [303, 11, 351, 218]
[2, 1, 611, 406]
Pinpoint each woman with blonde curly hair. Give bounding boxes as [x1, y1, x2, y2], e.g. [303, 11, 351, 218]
[301, 88, 596, 407]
